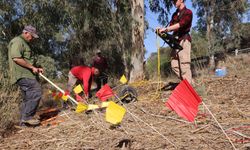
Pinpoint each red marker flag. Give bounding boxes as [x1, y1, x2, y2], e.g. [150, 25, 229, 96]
[51, 91, 59, 100]
[75, 94, 83, 102]
[64, 90, 70, 96]
[165, 79, 202, 122]
[52, 91, 57, 97]
[61, 90, 69, 101]
[57, 92, 63, 98]
[96, 84, 114, 101]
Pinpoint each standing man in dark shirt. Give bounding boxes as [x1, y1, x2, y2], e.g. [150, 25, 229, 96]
[92, 49, 108, 90]
[158, 0, 193, 84]
[8, 25, 43, 126]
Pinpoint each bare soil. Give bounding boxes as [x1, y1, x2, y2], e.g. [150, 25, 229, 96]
[0, 55, 249, 150]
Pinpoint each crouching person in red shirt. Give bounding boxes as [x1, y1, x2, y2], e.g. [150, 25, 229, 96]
[67, 65, 100, 98]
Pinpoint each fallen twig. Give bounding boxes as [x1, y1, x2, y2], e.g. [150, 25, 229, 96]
[150, 114, 191, 124]
[191, 125, 210, 133]
[230, 130, 250, 139]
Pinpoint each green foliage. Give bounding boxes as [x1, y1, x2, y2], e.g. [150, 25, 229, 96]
[147, 0, 249, 56]
[146, 52, 158, 78]
[35, 55, 57, 79]
[191, 29, 224, 57]
[239, 22, 250, 48]
[148, 0, 173, 25]
[0, 73, 20, 135]
[146, 47, 172, 78]
[0, 42, 9, 83]
[192, 0, 249, 52]
[191, 30, 209, 57]
[0, 0, 139, 135]
[0, 0, 136, 81]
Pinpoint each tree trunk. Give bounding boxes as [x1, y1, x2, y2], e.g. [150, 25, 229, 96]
[206, 0, 216, 71]
[129, 0, 144, 82]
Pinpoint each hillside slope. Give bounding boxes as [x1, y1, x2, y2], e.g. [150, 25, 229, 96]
[0, 55, 249, 150]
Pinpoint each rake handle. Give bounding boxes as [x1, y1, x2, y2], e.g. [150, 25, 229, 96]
[39, 73, 78, 105]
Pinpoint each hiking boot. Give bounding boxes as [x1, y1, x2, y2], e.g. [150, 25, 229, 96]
[15, 123, 28, 129]
[21, 118, 40, 126]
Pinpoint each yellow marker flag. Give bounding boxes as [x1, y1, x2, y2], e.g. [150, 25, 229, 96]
[106, 101, 126, 124]
[87, 102, 110, 110]
[75, 102, 88, 113]
[87, 104, 99, 110]
[61, 95, 68, 101]
[101, 102, 110, 107]
[53, 95, 59, 100]
[52, 92, 59, 100]
[119, 75, 127, 84]
[73, 84, 83, 94]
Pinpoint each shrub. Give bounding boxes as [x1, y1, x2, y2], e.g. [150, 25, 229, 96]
[0, 73, 20, 137]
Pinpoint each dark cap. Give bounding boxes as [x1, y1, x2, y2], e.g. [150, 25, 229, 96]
[172, 0, 185, 3]
[23, 25, 39, 38]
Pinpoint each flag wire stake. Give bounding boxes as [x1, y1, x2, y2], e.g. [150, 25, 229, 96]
[126, 107, 177, 149]
[130, 102, 191, 124]
[156, 30, 162, 97]
[202, 101, 236, 150]
[114, 95, 177, 149]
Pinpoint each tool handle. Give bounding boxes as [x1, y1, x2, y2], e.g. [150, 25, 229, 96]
[39, 73, 78, 105]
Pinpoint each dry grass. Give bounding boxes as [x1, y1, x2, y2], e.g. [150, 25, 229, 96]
[0, 74, 20, 137]
[0, 54, 249, 149]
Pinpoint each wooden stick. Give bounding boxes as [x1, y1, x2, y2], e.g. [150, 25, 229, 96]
[191, 125, 210, 133]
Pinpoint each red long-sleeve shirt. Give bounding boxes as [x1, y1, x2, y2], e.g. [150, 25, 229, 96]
[170, 7, 193, 42]
[70, 66, 95, 96]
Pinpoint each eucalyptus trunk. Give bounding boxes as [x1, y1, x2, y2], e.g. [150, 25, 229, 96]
[129, 0, 144, 82]
[204, 0, 216, 70]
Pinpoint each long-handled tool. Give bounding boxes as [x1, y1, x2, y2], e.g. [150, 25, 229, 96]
[155, 29, 184, 80]
[39, 73, 78, 105]
[39, 73, 111, 111]
[155, 29, 183, 50]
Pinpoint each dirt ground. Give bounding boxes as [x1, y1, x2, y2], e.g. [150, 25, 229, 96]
[0, 55, 249, 150]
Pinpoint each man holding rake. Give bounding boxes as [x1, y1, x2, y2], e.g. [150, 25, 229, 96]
[8, 25, 43, 126]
